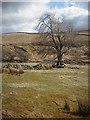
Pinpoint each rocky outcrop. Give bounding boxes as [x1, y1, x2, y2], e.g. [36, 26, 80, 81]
[2, 63, 53, 71]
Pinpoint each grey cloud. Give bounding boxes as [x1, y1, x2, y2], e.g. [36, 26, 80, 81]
[2, 2, 30, 13]
[2, 22, 24, 33]
[3, 18, 22, 27]
[2, 18, 29, 33]
[74, 16, 88, 30]
[2, 26, 17, 33]
[64, 14, 88, 31]
[1, 2, 89, 33]
[2, 2, 31, 33]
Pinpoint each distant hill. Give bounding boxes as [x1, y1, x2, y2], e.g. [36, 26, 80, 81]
[2, 31, 88, 45]
[2, 32, 40, 44]
[78, 30, 90, 36]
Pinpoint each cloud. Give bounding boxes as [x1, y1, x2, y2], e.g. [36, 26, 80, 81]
[2, 2, 49, 33]
[48, 5, 88, 30]
[2, 1, 89, 33]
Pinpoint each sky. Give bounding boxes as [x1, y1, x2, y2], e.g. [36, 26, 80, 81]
[1, 0, 90, 33]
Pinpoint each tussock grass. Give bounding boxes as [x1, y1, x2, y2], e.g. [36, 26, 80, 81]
[76, 99, 89, 117]
[63, 101, 70, 112]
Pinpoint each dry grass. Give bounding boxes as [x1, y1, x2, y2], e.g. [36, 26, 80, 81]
[63, 101, 70, 112]
[2, 33, 40, 44]
[2, 32, 88, 45]
[2, 32, 89, 64]
[1, 31, 89, 118]
[2, 64, 88, 118]
[76, 99, 89, 117]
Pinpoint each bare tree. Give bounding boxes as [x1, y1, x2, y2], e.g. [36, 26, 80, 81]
[33, 13, 77, 67]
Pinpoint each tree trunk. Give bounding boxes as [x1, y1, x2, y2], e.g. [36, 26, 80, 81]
[56, 52, 63, 68]
[57, 55, 62, 66]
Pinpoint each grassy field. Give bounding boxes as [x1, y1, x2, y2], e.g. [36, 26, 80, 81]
[1, 31, 89, 118]
[2, 64, 88, 118]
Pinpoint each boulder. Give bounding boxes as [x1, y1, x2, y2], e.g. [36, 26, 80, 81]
[33, 64, 43, 70]
[52, 64, 65, 68]
[43, 64, 52, 70]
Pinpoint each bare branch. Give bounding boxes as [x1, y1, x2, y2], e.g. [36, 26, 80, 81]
[33, 13, 78, 66]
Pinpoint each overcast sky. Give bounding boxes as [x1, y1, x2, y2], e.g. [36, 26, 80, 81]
[1, 0, 89, 33]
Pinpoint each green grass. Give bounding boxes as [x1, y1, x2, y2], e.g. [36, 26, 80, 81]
[2, 64, 88, 118]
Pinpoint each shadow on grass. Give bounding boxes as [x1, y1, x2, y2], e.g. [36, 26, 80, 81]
[63, 99, 90, 117]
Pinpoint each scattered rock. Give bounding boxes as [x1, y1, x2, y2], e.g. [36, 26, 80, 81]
[33, 64, 43, 70]
[2, 63, 53, 72]
[21, 64, 32, 70]
[13, 57, 21, 62]
[43, 64, 52, 70]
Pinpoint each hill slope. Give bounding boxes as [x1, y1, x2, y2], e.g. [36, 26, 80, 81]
[1, 31, 89, 64]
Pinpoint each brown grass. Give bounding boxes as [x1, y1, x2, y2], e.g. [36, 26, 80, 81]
[2, 32, 89, 64]
[2, 64, 88, 118]
[76, 99, 89, 117]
